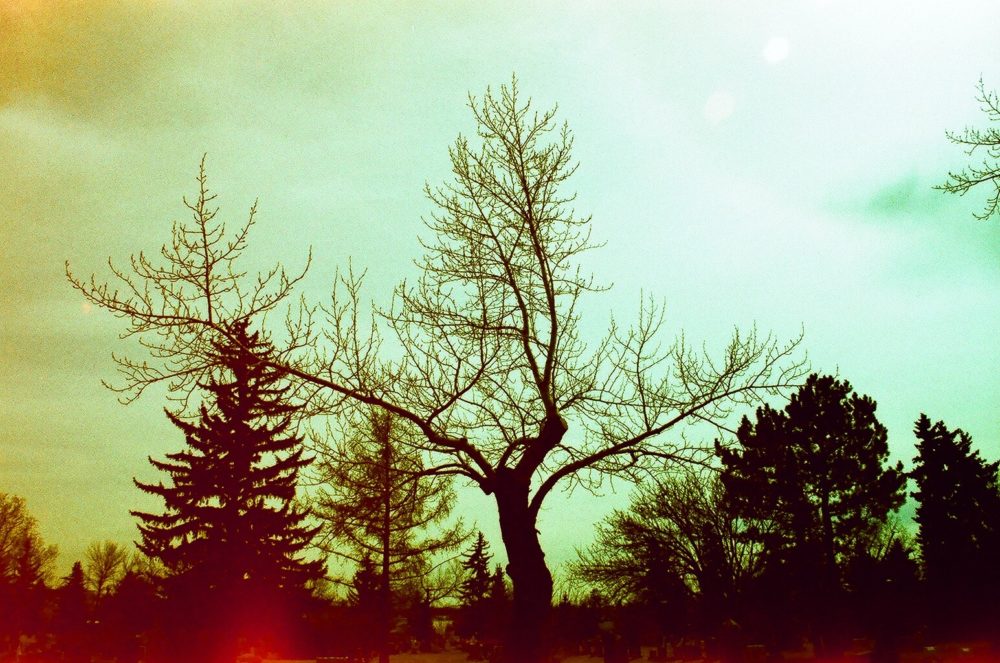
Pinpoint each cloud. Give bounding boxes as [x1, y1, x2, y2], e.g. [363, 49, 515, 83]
[865, 173, 950, 217]
[842, 172, 1000, 280]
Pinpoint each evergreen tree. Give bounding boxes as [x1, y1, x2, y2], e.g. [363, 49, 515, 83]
[132, 321, 324, 661]
[910, 414, 1000, 635]
[486, 564, 511, 641]
[459, 532, 495, 639]
[348, 555, 382, 658]
[461, 532, 493, 608]
[349, 555, 381, 609]
[102, 563, 162, 663]
[717, 374, 905, 650]
[488, 564, 508, 604]
[53, 562, 90, 659]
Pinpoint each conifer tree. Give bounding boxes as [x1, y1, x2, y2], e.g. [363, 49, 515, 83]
[910, 414, 1000, 635]
[461, 532, 493, 607]
[132, 320, 324, 660]
[348, 555, 381, 655]
[459, 532, 495, 639]
[489, 564, 508, 604]
[486, 564, 511, 641]
[717, 374, 905, 650]
[53, 561, 90, 658]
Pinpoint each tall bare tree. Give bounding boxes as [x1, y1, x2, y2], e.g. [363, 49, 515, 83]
[68, 78, 804, 661]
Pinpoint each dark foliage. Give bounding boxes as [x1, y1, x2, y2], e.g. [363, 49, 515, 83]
[132, 321, 324, 661]
[0, 492, 57, 658]
[313, 409, 467, 663]
[460, 532, 493, 608]
[52, 562, 91, 659]
[458, 532, 495, 639]
[911, 414, 1000, 636]
[717, 374, 906, 650]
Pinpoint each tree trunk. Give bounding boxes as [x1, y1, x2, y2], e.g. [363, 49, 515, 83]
[379, 434, 392, 663]
[494, 469, 553, 663]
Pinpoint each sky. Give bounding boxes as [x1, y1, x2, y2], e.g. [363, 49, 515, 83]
[1, 0, 998, 578]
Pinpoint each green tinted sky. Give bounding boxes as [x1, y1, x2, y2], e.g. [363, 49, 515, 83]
[1, 0, 998, 575]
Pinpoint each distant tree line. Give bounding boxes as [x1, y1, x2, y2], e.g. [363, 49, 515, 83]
[6, 370, 998, 663]
[574, 374, 1000, 660]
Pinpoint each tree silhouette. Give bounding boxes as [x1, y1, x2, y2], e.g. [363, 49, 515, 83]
[0, 492, 57, 658]
[343, 553, 378, 655]
[910, 414, 1000, 636]
[845, 527, 920, 663]
[312, 409, 467, 663]
[132, 320, 324, 661]
[461, 532, 493, 607]
[938, 79, 1000, 221]
[83, 540, 129, 603]
[486, 563, 511, 641]
[69, 78, 806, 661]
[53, 562, 91, 660]
[459, 532, 495, 640]
[717, 374, 905, 651]
[101, 563, 162, 663]
[575, 469, 761, 636]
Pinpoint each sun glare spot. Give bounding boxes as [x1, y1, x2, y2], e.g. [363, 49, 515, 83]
[763, 37, 790, 64]
[704, 90, 735, 125]
[81, 301, 93, 314]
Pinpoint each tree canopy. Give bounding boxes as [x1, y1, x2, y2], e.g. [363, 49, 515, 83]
[132, 321, 324, 661]
[716, 374, 905, 650]
[911, 414, 1000, 635]
[69, 77, 805, 661]
[718, 374, 905, 577]
[312, 409, 466, 663]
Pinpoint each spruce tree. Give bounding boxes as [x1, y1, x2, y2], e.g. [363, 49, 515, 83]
[459, 532, 494, 639]
[460, 532, 493, 607]
[486, 564, 511, 641]
[132, 321, 324, 659]
[911, 414, 1000, 635]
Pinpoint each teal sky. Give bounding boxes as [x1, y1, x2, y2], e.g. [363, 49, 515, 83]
[1, 0, 998, 577]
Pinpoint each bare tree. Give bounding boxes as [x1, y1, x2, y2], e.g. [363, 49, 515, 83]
[68, 78, 804, 661]
[65, 155, 311, 410]
[311, 409, 467, 663]
[574, 469, 763, 617]
[0, 492, 57, 585]
[0, 492, 57, 655]
[938, 79, 1000, 221]
[84, 540, 130, 601]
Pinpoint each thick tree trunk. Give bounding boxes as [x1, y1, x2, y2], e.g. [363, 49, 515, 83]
[494, 469, 553, 663]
